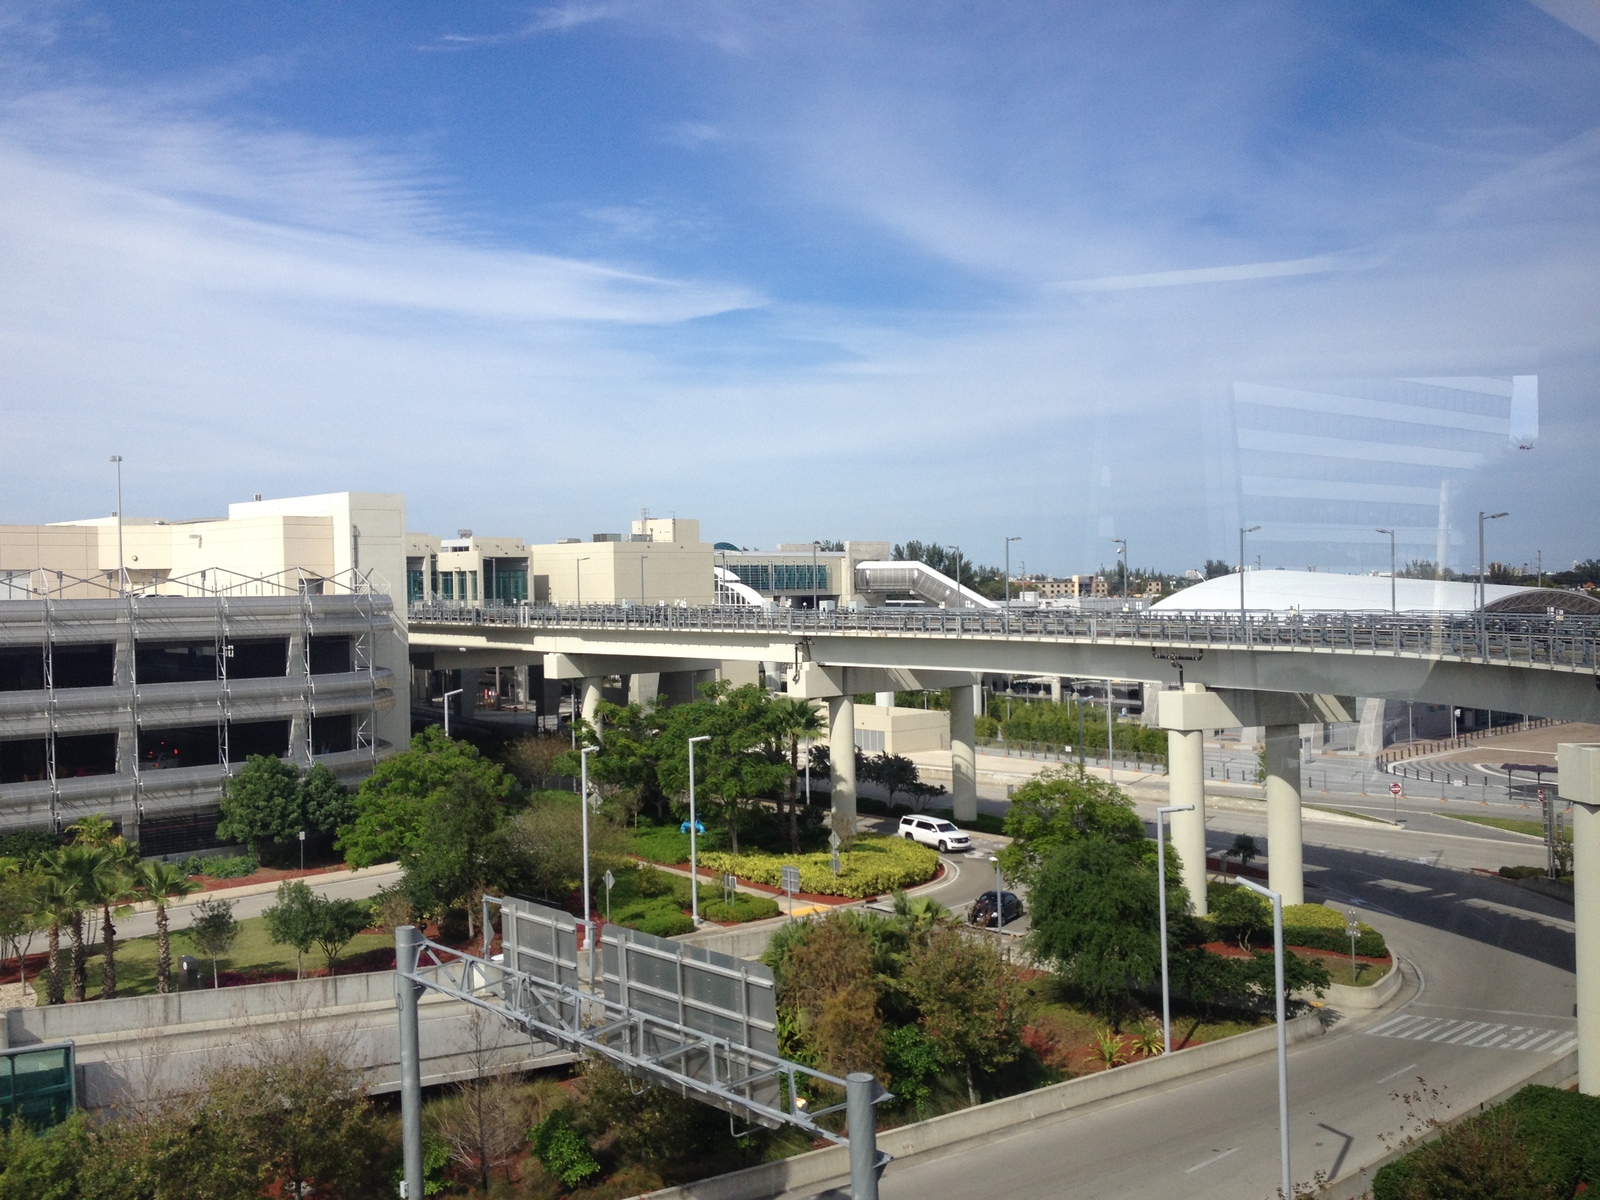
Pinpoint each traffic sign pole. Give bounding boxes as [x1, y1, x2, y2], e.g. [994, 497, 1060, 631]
[1390, 779, 1402, 821]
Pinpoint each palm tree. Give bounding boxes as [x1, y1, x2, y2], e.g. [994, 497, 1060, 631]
[35, 870, 73, 1006]
[80, 845, 135, 1000]
[52, 844, 121, 1001]
[133, 860, 201, 994]
[771, 696, 823, 853]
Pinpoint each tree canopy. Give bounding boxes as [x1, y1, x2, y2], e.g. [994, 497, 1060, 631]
[997, 765, 1145, 885]
[337, 727, 514, 867]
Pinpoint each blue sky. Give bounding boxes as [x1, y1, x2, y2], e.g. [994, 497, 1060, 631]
[2, 1, 1597, 575]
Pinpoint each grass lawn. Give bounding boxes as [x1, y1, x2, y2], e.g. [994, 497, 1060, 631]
[1443, 813, 1568, 840]
[34, 912, 394, 1002]
[1316, 952, 1392, 988]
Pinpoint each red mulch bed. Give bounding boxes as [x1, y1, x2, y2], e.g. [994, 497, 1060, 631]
[185, 863, 351, 891]
[663, 858, 946, 906]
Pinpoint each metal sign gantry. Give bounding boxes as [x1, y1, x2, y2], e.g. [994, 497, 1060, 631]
[393, 897, 890, 1200]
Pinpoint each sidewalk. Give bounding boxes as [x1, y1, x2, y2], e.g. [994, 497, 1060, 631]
[125, 861, 402, 915]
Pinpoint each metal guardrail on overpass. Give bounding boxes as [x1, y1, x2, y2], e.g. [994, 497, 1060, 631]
[409, 602, 1600, 672]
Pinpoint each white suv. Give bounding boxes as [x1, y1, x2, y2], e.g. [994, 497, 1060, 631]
[897, 815, 972, 853]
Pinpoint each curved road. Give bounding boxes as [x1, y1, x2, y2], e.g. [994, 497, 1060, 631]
[793, 800, 1572, 1199]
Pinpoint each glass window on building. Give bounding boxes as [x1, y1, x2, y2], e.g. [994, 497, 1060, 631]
[406, 558, 425, 603]
[440, 572, 454, 600]
[469, 571, 478, 601]
[492, 565, 528, 603]
[0, 1044, 75, 1128]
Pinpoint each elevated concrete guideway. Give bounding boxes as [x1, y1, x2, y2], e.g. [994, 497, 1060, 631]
[410, 603, 1600, 724]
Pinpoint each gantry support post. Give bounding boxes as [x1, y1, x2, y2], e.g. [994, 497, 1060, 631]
[1264, 724, 1305, 906]
[847, 1072, 882, 1200]
[395, 925, 425, 1199]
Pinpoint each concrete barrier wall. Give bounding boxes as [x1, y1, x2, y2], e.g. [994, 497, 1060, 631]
[636, 1011, 1326, 1200]
[14, 970, 574, 1109]
[1323, 957, 1403, 1012]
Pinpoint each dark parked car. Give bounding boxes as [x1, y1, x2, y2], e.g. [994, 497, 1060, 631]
[969, 891, 1024, 929]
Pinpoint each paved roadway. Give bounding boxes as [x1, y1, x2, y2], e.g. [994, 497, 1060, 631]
[114, 866, 403, 940]
[791, 794, 1574, 1200]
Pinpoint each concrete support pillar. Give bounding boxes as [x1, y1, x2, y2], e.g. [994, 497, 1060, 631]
[1168, 728, 1208, 916]
[580, 677, 603, 731]
[659, 670, 698, 707]
[1264, 724, 1305, 906]
[828, 695, 857, 830]
[1559, 743, 1600, 1095]
[950, 684, 978, 823]
[1050, 677, 1063, 704]
[458, 669, 480, 719]
[634, 672, 661, 708]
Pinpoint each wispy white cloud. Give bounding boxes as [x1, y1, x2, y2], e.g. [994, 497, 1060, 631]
[1045, 253, 1378, 293]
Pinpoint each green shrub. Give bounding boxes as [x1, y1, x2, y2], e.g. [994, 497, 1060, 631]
[699, 835, 938, 898]
[1278, 903, 1389, 958]
[627, 909, 696, 938]
[1500, 864, 1544, 880]
[531, 1110, 601, 1188]
[701, 894, 781, 923]
[635, 864, 674, 897]
[182, 854, 256, 879]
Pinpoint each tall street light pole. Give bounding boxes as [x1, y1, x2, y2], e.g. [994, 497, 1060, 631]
[1004, 536, 1021, 631]
[638, 554, 648, 605]
[1478, 510, 1509, 611]
[812, 541, 820, 610]
[580, 745, 599, 931]
[687, 735, 711, 925]
[109, 455, 126, 596]
[1155, 803, 1194, 1054]
[441, 687, 463, 737]
[1236, 875, 1290, 1199]
[575, 556, 590, 614]
[1111, 538, 1127, 600]
[1376, 528, 1397, 613]
[1239, 525, 1260, 624]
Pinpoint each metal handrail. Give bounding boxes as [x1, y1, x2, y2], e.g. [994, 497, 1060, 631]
[407, 602, 1600, 672]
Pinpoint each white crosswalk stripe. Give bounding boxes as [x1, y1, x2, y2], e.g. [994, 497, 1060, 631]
[1368, 1015, 1575, 1054]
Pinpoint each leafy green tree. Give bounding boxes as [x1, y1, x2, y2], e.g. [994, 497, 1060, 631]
[1212, 884, 1269, 951]
[652, 683, 793, 854]
[299, 762, 354, 839]
[902, 923, 1024, 1105]
[338, 727, 513, 868]
[185, 897, 239, 988]
[132, 859, 201, 994]
[217, 755, 302, 858]
[490, 795, 629, 907]
[869, 752, 920, 808]
[998, 766, 1144, 885]
[771, 695, 824, 851]
[0, 866, 44, 992]
[265, 879, 319, 980]
[1027, 835, 1181, 1022]
[400, 772, 505, 938]
[310, 898, 371, 975]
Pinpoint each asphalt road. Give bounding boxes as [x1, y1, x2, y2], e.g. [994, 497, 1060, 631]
[113, 866, 404, 940]
[792, 797, 1575, 1200]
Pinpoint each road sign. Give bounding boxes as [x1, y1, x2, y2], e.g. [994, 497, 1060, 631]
[603, 869, 615, 889]
[780, 866, 801, 892]
[828, 830, 842, 850]
[1390, 782, 1403, 796]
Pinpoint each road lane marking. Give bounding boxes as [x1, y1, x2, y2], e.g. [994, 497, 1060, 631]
[1366, 879, 1431, 893]
[1369, 1017, 1574, 1053]
[1459, 897, 1575, 933]
[1376, 1062, 1419, 1083]
[1183, 1147, 1239, 1173]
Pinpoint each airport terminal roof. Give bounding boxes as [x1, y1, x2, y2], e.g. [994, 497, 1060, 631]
[1150, 569, 1600, 615]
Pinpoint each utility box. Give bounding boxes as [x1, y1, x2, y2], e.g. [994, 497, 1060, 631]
[178, 955, 201, 988]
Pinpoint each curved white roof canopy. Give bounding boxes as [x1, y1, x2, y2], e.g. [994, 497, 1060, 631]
[1150, 569, 1592, 615]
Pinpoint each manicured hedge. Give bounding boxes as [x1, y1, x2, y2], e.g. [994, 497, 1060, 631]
[702, 894, 781, 923]
[699, 835, 939, 898]
[1373, 1085, 1600, 1199]
[1280, 902, 1390, 958]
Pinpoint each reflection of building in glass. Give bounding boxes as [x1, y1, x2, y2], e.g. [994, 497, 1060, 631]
[1224, 375, 1537, 573]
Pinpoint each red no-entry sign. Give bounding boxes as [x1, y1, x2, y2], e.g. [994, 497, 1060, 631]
[1390, 782, 1403, 795]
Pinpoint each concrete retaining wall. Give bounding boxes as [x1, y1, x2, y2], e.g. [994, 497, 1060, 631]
[1324, 957, 1403, 1011]
[635, 1010, 1326, 1200]
[16, 970, 572, 1109]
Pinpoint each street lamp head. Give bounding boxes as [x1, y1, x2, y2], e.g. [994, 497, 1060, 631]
[688, 734, 711, 745]
[1375, 527, 1393, 535]
[109, 455, 122, 463]
[1243, 525, 1261, 534]
[1489, 511, 1509, 520]
[580, 745, 599, 759]
[1233, 875, 1280, 902]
